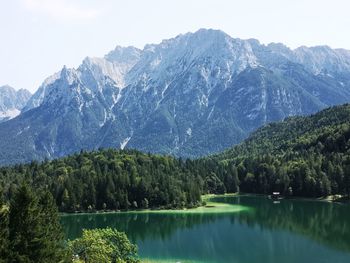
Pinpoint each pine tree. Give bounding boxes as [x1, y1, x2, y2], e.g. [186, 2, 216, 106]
[0, 188, 9, 263]
[8, 184, 41, 262]
[37, 191, 66, 262]
[7, 184, 66, 263]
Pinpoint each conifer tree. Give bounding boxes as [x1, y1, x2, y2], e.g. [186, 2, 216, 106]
[37, 190, 66, 262]
[7, 184, 66, 263]
[0, 188, 9, 263]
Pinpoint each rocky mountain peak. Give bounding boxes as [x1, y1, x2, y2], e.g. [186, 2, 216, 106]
[1, 29, 350, 164]
[0, 85, 31, 122]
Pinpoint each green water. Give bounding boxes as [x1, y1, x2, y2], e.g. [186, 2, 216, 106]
[61, 195, 350, 263]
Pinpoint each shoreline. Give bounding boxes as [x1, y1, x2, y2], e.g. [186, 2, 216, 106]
[59, 192, 349, 216]
[227, 192, 350, 204]
[60, 193, 245, 216]
[283, 195, 350, 204]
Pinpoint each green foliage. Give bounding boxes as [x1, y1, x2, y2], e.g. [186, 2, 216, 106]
[68, 228, 139, 263]
[2, 104, 350, 216]
[206, 104, 350, 197]
[0, 149, 203, 212]
[1, 186, 141, 263]
[1, 184, 66, 263]
[0, 188, 9, 263]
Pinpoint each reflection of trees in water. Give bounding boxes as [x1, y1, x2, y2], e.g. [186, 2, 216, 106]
[231, 196, 350, 252]
[61, 212, 223, 242]
[61, 196, 350, 253]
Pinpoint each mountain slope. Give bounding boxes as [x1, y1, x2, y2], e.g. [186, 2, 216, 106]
[1, 29, 350, 164]
[210, 104, 350, 196]
[0, 85, 31, 122]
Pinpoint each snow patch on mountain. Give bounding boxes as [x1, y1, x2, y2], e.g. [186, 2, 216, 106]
[120, 137, 131, 150]
[0, 108, 20, 119]
[0, 85, 31, 122]
[2, 28, 350, 164]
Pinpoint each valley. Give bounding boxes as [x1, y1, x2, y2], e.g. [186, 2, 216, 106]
[1, 22, 350, 262]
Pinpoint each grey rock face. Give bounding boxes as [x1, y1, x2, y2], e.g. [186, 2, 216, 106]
[1, 29, 350, 164]
[0, 85, 31, 122]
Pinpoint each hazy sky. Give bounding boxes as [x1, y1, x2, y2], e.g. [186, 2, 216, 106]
[1, 0, 349, 92]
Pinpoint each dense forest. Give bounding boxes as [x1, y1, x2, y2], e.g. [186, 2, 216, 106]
[207, 103, 350, 197]
[1, 104, 350, 213]
[0, 150, 203, 212]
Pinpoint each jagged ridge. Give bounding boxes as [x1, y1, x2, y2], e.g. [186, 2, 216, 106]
[0, 29, 350, 164]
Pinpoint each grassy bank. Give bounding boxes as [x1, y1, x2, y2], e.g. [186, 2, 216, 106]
[61, 194, 249, 217]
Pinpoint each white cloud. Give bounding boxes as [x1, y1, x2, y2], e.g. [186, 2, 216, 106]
[22, 0, 101, 21]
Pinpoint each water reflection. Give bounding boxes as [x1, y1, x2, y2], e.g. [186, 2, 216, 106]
[222, 195, 350, 252]
[61, 196, 350, 263]
[62, 211, 227, 242]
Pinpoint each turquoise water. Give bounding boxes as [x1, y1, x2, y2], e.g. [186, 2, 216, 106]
[61, 195, 350, 263]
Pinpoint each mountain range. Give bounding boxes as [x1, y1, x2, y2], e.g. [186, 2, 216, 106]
[1, 28, 350, 165]
[0, 85, 31, 123]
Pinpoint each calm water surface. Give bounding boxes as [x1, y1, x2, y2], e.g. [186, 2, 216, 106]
[61, 195, 350, 263]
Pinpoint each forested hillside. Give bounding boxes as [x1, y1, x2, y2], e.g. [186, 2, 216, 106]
[1, 104, 350, 213]
[0, 150, 203, 212]
[209, 103, 350, 197]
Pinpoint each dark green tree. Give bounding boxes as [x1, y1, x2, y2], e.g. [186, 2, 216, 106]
[37, 191, 66, 262]
[7, 185, 66, 263]
[0, 188, 9, 263]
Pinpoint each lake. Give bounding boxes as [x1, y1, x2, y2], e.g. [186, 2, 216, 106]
[61, 195, 350, 263]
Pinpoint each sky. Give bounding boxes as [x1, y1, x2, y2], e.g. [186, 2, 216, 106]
[0, 0, 349, 93]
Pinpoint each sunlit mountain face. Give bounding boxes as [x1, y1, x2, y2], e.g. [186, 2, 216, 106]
[1, 29, 350, 164]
